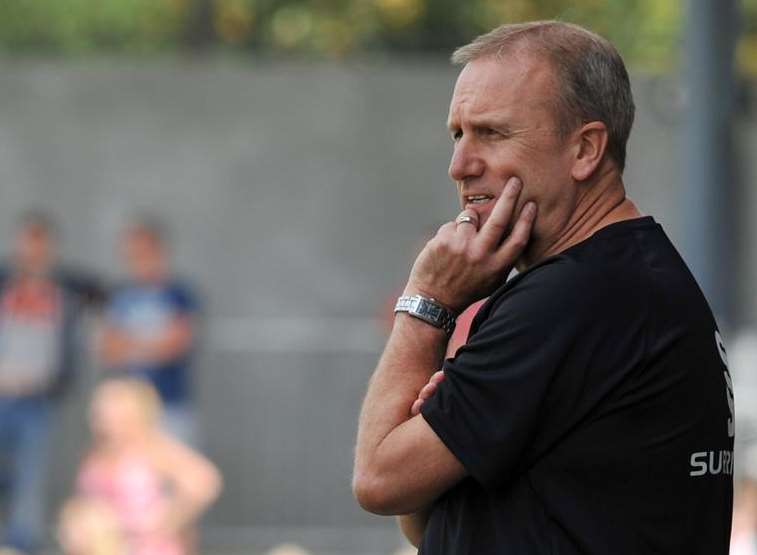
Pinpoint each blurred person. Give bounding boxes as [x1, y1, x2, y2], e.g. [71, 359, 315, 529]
[354, 21, 733, 554]
[58, 496, 126, 555]
[264, 544, 311, 555]
[99, 217, 199, 444]
[0, 211, 103, 553]
[70, 378, 221, 555]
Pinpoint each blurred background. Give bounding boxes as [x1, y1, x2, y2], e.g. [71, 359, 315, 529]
[0, 0, 755, 554]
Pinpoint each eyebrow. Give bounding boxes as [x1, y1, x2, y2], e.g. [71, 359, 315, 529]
[447, 114, 515, 134]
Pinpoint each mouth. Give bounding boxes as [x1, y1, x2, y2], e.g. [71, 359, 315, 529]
[463, 193, 495, 209]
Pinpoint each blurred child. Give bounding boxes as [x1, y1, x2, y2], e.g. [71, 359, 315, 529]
[58, 496, 125, 555]
[265, 545, 312, 555]
[63, 379, 221, 555]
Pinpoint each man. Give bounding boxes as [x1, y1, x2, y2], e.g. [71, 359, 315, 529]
[353, 21, 733, 554]
[0, 212, 102, 553]
[99, 217, 199, 445]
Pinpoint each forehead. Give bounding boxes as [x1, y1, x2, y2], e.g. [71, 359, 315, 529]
[19, 224, 51, 240]
[448, 54, 556, 125]
[125, 228, 161, 248]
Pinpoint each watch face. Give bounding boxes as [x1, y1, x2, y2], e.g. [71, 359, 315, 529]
[416, 298, 441, 322]
[426, 304, 442, 320]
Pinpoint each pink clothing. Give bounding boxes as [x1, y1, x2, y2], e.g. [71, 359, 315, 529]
[77, 452, 183, 555]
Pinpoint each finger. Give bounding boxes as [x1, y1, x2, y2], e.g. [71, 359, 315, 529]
[428, 370, 444, 386]
[411, 371, 445, 416]
[419, 371, 445, 400]
[478, 177, 522, 249]
[423, 370, 445, 391]
[429, 370, 445, 385]
[454, 210, 479, 238]
[418, 382, 437, 400]
[436, 221, 457, 237]
[495, 201, 537, 264]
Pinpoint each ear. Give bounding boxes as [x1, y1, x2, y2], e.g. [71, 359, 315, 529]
[571, 121, 608, 182]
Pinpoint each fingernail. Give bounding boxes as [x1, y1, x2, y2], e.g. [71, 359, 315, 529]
[525, 202, 537, 217]
[508, 177, 522, 193]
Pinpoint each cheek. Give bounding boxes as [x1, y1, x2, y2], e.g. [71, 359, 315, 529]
[489, 147, 539, 195]
[519, 151, 569, 197]
[483, 144, 565, 213]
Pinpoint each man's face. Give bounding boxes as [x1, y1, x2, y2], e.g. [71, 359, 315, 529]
[447, 54, 578, 247]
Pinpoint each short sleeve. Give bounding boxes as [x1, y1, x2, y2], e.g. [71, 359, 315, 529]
[421, 262, 587, 488]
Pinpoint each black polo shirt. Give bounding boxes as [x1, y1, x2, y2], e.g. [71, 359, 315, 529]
[420, 217, 733, 554]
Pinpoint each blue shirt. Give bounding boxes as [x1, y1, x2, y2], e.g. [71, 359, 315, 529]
[106, 280, 197, 405]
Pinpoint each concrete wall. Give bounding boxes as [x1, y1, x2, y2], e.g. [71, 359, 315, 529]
[0, 59, 754, 552]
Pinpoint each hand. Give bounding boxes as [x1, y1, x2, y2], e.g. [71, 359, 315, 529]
[405, 177, 536, 313]
[100, 329, 135, 366]
[410, 370, 445, 416]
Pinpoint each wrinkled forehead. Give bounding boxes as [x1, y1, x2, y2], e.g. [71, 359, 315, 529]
[448, 53, 557, 123]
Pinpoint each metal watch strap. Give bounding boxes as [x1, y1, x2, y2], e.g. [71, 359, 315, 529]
[394, 295, 456, 335]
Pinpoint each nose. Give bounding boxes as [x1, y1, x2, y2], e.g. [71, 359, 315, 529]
[448, 136, 484, 183]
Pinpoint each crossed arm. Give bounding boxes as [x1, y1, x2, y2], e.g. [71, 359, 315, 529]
[100, 315, 194, 367]
[352, 313, 467, 516]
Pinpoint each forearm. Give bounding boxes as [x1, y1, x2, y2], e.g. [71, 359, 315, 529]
[98, 326, 127, 367]
[139, 320, 193, 363]
[166, 490, 214, 530]
[353, 313, 447, 509]
[167, 460, 223, 530]
[398, 507, 432, 547]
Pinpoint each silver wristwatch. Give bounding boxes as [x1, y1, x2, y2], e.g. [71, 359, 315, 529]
[394, 295, 456, 335]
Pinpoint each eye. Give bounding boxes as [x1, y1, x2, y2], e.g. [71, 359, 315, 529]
[477, 127, 500, 138]
[451, 129, 463, 142]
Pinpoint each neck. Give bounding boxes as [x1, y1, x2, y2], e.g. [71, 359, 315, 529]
[518, 165, 642, 270]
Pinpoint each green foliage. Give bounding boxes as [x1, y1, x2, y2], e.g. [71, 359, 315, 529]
[0, 0, 187, 53]
[0, 0, 752, 73]
[741, 0, 757, 73]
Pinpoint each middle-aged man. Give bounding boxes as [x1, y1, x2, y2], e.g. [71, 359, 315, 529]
[353, 21, 734, 554]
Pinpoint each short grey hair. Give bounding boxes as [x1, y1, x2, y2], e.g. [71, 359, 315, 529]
[452, 21, 635, 173]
